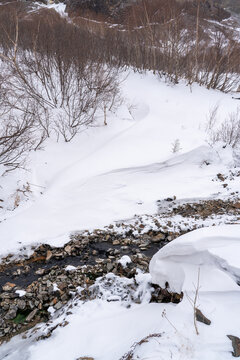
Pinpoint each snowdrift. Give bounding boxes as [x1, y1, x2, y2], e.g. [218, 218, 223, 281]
[150, 225, 240, 293]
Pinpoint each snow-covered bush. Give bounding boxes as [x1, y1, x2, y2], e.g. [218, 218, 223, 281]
[171, 139, 181, 153]
[206, 106, 240, 149]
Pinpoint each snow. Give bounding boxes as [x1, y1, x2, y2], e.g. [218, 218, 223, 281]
[15, 290, 26, 297]
[53, 283, 59, 292]
[150, 225, 240, 293]
[35, 2, 66, 16]
[1, 226, 240, 360]
[0, 71, 239, 258]
[118, 255, 132, 268]
[65, 265, 77, 272]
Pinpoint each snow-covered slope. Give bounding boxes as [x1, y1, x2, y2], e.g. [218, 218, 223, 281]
[0, 72, 239, 257]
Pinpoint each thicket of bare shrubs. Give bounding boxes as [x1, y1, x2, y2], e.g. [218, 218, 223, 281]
[72, 0, 240, 89]
[207, 106, 240, 148]
[0, 0, 240, 171]
[0, 6, 121, 172]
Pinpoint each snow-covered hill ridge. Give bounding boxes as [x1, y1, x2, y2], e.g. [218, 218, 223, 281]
[0, 71, 239, 258]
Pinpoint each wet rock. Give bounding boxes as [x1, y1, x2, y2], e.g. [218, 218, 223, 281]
[17, 299, 26, 310]
[35, 268, 45, 275]
[54, 252, 64, 258]
[112, 240, 120, 245]
[151, 233, 165, 242]
[64, 245, 72, 255]
[150, 284, 183, 304]
[164, 196, 176, 202]
[54, 301, 63, 310]
[26, 309, 38, 322]
[61, 293, 69, 302]
[217, 173, 225, 181]
[2, 282, 16, 292]
[46, 250, 53, 262]
[228, 335, 240, 357]
[0, 292, 18, 300]
[4, 307, 17, 320]
[233, 203, 240, 209]
[4, 327, 11, 334]
[46, 280, 52, 288]
[107, 263, 114, 272]
[196, 309, 211, 325]
[28, 300, 35, 310]
[58, 282, 68, 291]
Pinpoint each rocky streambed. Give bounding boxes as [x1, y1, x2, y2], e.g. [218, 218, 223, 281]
[0, 195, 240, 344]
[0, 229, 182, 343]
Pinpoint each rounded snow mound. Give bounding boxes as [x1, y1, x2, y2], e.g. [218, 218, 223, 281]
[149, 225, 240, 293]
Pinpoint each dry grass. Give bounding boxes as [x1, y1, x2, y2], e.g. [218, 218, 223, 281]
[120, 333, 162, 360]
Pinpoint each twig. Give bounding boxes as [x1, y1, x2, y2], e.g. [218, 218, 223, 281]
[193, 268, 200, 335]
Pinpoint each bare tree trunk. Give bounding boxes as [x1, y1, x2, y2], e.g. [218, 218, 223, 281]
[104, 103, 107, 125]
[195, 0, 200, 82]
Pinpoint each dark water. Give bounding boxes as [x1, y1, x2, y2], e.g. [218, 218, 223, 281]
[0, 241, 163, 292]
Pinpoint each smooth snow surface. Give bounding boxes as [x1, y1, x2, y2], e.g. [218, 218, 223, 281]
[1, 226, 240, 360]
[0, 72, 239, 257]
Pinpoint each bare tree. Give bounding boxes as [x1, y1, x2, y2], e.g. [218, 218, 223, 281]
[0, 109, 37, 172]
[0, 12, 121, 142]
[0, 9, 122, 173]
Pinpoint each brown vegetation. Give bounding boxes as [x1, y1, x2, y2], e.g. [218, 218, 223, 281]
[0, 0, 239, 171]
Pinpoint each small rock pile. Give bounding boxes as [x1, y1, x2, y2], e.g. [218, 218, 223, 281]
[169, 199, 240, 219]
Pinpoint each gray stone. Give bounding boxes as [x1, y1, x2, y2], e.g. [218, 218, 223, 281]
[4, 307, 17, 320]
[4, 327, 11, 334]
[107, 263, 114, 272]
[227, 335, 240, 357]
[54, 301, 63, 310]
[46, 250, 53, 261]
[35, 268, 45, 275]
[2, 282, 16, 292]
[196, 309, 211, 325]
[152, 233, 165, 242]
[26, 309, 38, 322]
[17, 299, 26, 310]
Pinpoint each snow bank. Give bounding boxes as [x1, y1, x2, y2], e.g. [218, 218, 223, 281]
[150, 225, 240, 293]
